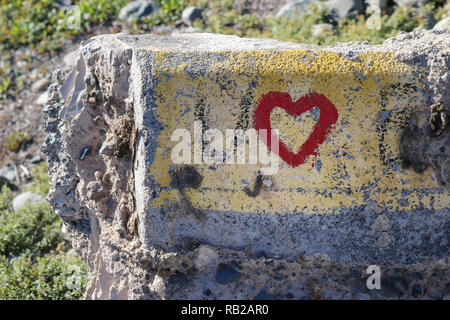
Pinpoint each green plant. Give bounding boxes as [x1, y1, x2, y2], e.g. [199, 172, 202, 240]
[135, 0, 187, 29]
[27, 161, 50, 197]
[0, 252, 87, 300]
[78, 0, 129, 29]
[5, 132, 28, 152]
[0, 161, 88, 300]
[0, 184, 13, 213]
[0, 201, 63, 257]
[157, 0, 186, 21]
[265, 3, 331, 45]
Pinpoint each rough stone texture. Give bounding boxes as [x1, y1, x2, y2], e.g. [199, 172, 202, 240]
[43, 29, 449, 300]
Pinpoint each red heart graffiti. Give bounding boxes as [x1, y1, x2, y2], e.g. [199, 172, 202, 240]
[253, 91, 338, 167]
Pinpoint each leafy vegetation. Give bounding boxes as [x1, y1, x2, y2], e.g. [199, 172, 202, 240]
[0, 252, 87, 300]
[0, 201, 62, 257]
[0, 0, 128, 51]
[0, 0, 447, 98]
[193, 1, 448, 45]
[27, 162, 51, 196]
[0, 162, 87, 300]
[0, 0, 129, 98]
[0, 0, 446, 50]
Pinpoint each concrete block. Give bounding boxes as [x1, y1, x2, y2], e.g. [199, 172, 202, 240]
[43, 30, 450, 299]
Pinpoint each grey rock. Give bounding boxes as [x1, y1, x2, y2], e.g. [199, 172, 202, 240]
[276, 0, 320, 19]
[0, 166, 16, 183]
[181, 6, 203, 27]
[118, 0, 159, 22]
[366, 0, 388, 11]
[63, 49, 79, 67]
[394, 0, 429, 7]
[433, 17, 450, 30]
[31, 78, 49, 93]
[36, 92, 48, 105]
[12, 192, 45, 212]
[233, 0, 286, 17]
[61, 223, 72, 241]
[152, 25, 176, 34]
[54, 0, 72, 8]
[30, 155, 44, 164]
[326, 0, 364, 19]
[311, 23, 334, 36]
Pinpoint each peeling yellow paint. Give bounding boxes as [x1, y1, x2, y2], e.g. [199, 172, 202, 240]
[148, 49, 449, 214]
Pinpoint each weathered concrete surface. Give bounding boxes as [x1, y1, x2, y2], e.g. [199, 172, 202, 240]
[43, 29, 449, 299]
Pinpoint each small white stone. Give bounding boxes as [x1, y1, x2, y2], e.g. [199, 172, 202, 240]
[433, 17, 450, 31]
[36, 92, 48, 105]
[195, 245, 219, 272]
[12, 191, 46, 212]
[31, 78, 49, 93]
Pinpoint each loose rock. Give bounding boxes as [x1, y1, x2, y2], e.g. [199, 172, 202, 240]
[433, 17, 450, 30]
[311, 23, 334, 37]
[394, 0, 429, 7]
[181, 6, 203, 27]
[0, 166, 16, 183]
[118, 0, 159, 22]
[63, 49, 79, 67]
[326, 0, 364, 19]
[36, 92, 48, 105]
[31, 78, 49, 93]
[12, 191, 46, 212]
[366, 0, 388, 11]
[276, 0, 319, 19]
